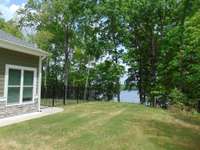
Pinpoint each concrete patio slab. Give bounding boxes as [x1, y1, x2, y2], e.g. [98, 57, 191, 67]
[0, 107, 64, 127]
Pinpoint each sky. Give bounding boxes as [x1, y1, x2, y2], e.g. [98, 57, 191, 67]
[0, 0, 26, 21]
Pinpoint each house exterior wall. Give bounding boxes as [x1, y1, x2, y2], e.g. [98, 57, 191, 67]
[0, 48, 39, 118]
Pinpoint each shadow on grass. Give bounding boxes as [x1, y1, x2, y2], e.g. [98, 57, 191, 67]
[144, 119, 200, 150]
[171, 112, 200, 127]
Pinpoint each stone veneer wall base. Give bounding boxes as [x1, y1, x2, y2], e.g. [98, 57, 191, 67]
[0, 99, 38, 119]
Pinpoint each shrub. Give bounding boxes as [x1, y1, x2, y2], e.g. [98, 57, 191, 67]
[169, 88, 186, 105]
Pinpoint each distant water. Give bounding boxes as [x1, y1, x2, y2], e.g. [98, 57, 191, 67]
[114, 90, 140, 104]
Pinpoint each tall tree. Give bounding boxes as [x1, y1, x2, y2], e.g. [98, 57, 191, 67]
[94, 0, 125, 102]
[18, 0, 87, 98]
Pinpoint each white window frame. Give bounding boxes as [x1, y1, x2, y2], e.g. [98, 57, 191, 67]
[4, 64, 37, 106]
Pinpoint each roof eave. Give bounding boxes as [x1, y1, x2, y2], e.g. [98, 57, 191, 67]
[0, 39, 49, 57]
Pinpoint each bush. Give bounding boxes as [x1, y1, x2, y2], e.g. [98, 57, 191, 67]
[169, 88, 186, 105]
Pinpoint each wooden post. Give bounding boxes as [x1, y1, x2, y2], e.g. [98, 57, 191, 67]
[198, 100, 200, 113]
[52, 86, 55, 107]
[63, 85, 66, 105]
[77, 87, 79, 104]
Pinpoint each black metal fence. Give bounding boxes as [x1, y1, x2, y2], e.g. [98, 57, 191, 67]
[41, 85, 97, 107]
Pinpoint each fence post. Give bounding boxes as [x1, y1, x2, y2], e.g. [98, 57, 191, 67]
[63, 85, 66, 105]
[198, 100, 200, 113]
[52, 86, 55, 107]
[77, 87, 79, 104]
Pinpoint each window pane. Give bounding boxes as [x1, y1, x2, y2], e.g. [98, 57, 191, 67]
[23, 87, 33, 102]
[7, 87, 20, 104]
[24, 71, 34, 86]
[8, 69, 21, 85]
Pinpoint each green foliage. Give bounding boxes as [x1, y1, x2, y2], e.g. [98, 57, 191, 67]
[17, 0, 200, 109]
[124, 0, 200, 109]
[18, 0, 126, 100]
[169, 88, 186, 105]
[32, 31, 54, 50]
[0, 18, 23, 38]
[91, 61, 124, 100]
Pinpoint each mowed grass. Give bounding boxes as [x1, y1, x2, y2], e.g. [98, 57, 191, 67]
[0, 102, 199, 150]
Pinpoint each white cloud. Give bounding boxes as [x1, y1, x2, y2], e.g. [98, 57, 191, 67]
[0, 1, 25, 21]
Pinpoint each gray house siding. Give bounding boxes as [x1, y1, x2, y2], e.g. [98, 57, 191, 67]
[0, 48, 40, 118]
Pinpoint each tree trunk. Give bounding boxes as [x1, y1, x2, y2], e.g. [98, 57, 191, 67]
[197, 100, 200, 113]
[44, 58, 49, 98]
[110, 17, 120, 103]
[138, 52, 145, 104]
[179, 0, 189, 93]
[64, 26, 69, 100]
[134, 30, 145, 104]
[114, 48, 120, 103]
[83, 56, 91, 101]
[150, 28, 157, 106]
[72, 80, 76, 100]
[138, 71, 145, 104]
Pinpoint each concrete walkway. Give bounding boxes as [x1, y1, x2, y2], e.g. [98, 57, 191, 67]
[0, 107, 64, 127]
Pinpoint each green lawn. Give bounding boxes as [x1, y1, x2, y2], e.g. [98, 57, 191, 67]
[0, 102, 199, 150]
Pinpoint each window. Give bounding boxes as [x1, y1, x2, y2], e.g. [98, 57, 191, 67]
[23, 71, 34, 102]
[7, 69, 21, 104]
[6, 65, 37, 105]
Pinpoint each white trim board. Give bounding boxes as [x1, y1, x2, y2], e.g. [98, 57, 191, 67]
[4, 64, 37, 106]
[0, 97, 6, 101]
[38, 56, 42, 111]
[0, 39, 49, 57]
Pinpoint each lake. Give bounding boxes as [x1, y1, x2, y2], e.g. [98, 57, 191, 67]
[114, 90, 140, 104]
